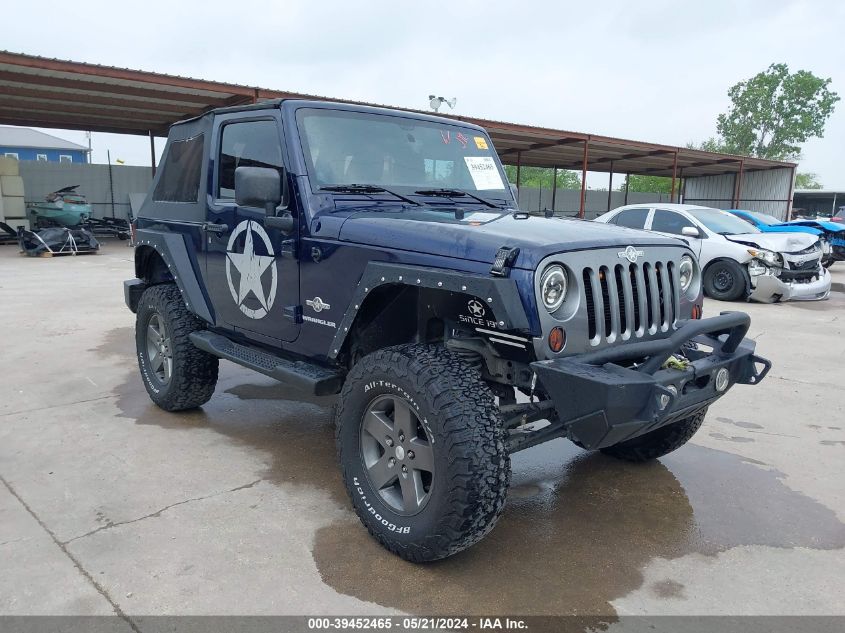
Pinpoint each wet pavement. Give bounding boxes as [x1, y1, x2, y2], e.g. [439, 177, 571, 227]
[1, 241, 844, 619]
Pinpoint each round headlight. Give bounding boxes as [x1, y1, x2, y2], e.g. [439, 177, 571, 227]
[540, 265, 567, 313]
[679, 256, 694, 293]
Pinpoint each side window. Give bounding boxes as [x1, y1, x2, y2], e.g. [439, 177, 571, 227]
[651, 209, 696, 235]
[217, 120, 284, 200]
[37, 154, 48, 162]
[152, 134, 205, 203]
[613, 208, 650, 229]
[59, 155, 73, 163]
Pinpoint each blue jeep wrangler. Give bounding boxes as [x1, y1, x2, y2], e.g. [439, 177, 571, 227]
[125, 99, 770, 561]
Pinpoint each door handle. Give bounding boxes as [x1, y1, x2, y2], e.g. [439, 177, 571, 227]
[202, 223, 228, 234]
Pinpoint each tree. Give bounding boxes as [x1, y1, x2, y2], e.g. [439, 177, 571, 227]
[504, 165, 581, 189]
[619, 175, 678, 195]
[794, 172, 823, 190]
[716, 63, 839, 160]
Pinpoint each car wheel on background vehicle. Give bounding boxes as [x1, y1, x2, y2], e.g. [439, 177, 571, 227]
[703, 259, 748, 301]
[599, 407, 708, 462]
[135, 283, 219, 412]
[335, 344, 510, 562]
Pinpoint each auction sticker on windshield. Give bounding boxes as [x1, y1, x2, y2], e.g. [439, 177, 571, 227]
[464, 156, 504, 190]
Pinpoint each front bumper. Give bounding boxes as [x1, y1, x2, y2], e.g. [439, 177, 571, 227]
[530, 312, 770, 450]
[748, 268, 831, 302]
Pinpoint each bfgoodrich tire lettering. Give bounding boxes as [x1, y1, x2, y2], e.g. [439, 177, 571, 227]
[136, 284, 219, 412]
[335, 344, 510, 562]
[599, 407, 708, 462]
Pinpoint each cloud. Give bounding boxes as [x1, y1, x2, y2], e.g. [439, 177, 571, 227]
[8, 0, 845, 186]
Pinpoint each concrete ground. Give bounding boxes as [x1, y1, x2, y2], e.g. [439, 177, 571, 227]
[1, 240, 844, 620]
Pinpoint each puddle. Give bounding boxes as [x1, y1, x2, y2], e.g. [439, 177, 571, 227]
[716, 416, 763, 430]
[709, 432, 755, 443]
[95, 327, 845, 618]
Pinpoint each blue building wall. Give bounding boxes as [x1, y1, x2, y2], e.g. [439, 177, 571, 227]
[0, 147, 88, 163]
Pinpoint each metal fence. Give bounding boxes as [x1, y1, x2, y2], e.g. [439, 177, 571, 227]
[18, 161, 152, 221]
[515, 188, 667, 219]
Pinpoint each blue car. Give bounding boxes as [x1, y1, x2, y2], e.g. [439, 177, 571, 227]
[728, 209, 845, 267]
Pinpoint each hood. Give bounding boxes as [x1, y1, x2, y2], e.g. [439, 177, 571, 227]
[787, 220, 845, 233]
[759, 224, 822, 236]
[724, 231, 819, 253]
[336, 207, 684, 269]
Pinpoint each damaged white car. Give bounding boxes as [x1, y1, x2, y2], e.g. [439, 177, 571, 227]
[596, 204, 831, 303]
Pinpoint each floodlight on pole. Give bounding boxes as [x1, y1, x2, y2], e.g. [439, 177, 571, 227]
[428, 95, 457, 112]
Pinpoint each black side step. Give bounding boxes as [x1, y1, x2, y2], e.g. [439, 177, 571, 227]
[190, 331, 344, 396]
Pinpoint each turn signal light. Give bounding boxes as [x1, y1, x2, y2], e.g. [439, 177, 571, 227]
[548, 327, 566, 352]
[691, 304, 702, 320]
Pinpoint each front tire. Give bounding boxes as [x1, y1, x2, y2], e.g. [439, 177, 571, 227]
[599, 407, 708, 462]
[703, 260, 747, 301]
[136, 284, 219, 412]
[335, 344, 510, 562]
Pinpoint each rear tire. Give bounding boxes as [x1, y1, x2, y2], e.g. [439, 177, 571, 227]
[599, 407, 708, 462]
[136, 283, 219, 412]
[335, 344, 510, 562]
[703, 260, 747, 301]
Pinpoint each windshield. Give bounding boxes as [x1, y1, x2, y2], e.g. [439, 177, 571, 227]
[296, 108, 510, 203]
[688, 208, 760, 235]
[747, 211, 782, 226]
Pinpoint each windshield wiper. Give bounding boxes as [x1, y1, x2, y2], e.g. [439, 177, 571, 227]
[320, 184, 421, 206]
[414, 188, 499, 209]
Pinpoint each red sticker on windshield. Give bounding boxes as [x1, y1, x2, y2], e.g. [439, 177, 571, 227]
[456, 132, 469, 148]
[440, 130, 451, 144]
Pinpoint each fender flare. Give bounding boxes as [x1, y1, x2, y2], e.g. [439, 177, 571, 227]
[327, 261, 530, 360]
[134, 228, 214, 324]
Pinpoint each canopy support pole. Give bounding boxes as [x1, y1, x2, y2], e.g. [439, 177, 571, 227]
[149, 131, 156, 177]
[579, 140, 589, 218]
[670, 151, 678, 202]
[551, 166, 558, 213]
[624, 173, 630, 205]
[516, 151, 522, 205]
[607, 161, 614, 212]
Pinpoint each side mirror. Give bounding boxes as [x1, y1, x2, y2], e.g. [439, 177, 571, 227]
[681, 226, 701, 238]
[235, 166, 294, 235]
[235, 166, 283, 211]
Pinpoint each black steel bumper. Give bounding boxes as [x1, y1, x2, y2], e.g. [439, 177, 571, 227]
[530, 312, 770, 450]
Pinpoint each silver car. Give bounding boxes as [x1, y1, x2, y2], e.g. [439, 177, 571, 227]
[595, 204, 831, 303]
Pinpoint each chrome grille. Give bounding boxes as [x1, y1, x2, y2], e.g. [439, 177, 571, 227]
[583, 260, 679, 346]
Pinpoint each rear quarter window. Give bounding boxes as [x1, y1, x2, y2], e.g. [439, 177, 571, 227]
[153, 134, 204, 203]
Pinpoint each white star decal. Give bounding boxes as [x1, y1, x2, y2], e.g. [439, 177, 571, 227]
[225, 220, 277, 319]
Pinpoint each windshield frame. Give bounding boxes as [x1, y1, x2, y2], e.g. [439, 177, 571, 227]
[688, 207, 761, 235]
[292, 105, 514, 208]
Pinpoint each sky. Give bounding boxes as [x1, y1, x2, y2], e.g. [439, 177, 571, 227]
[6, 0, 844, 188]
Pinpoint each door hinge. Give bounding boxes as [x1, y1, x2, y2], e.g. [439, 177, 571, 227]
[284, 305, 303, 323]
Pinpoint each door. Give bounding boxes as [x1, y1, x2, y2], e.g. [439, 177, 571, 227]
[203, 115, 300, 344]
[649, 209, 703, 258]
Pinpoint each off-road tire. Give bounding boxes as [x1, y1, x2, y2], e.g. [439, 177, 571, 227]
[335, 344, 510, 562]
[599, 407, 708, 462]
[136, 283, 218, 411]
[703, 260, 747, 301]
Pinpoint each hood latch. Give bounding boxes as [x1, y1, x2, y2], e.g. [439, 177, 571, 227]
[491, 246, 520, 277]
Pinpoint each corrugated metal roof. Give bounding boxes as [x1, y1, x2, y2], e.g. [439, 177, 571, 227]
[0, 125, 88, 151]
[0, 50, 795, 179]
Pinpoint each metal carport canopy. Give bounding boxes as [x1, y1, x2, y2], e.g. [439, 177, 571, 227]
[0, 50, 795, 210]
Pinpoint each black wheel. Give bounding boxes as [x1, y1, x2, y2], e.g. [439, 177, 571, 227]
[599, 407, 708, 462]
[703, 260, 747, 301]
[135, 284, 219, 412]
[335, 344, 510, 562]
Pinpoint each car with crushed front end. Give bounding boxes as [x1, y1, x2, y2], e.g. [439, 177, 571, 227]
[727, 209, 845, 269]
[596, 204, 831, 303]
[124, 100, 771, 562]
